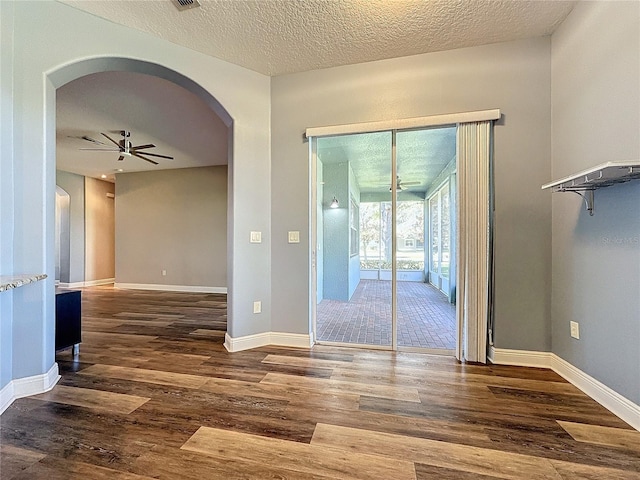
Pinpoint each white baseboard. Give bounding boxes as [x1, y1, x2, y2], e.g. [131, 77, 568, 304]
[84, 278, 115, 287]
[0, 382, 14, 415]
[489, 347, 639, 431]
[488, 347, 552, 368]
[58, 281, 85, 289]
[0, 363, 60, 415]
[550, 354, 640, 432]
[58, 278, 115, 288]
[115, 283, 227, 294]
[224, 332, 312, 352]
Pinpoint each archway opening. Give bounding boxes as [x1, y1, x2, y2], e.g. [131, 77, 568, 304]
[47, 56, 234, 342]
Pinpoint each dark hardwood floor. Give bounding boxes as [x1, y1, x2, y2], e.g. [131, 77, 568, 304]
[1, 286, 639, 479]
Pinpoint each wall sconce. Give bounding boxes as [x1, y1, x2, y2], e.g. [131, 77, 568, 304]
[330, 196, 339, 208]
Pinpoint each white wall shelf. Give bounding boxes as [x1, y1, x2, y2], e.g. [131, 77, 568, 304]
[542, 161, 640, 216]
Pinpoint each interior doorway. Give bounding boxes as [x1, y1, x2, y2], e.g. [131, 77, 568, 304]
[312, 126, 457, 352]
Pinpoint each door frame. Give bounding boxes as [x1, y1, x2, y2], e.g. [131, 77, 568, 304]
[309, 128, 442, 353]
[307, 109, 500, 354]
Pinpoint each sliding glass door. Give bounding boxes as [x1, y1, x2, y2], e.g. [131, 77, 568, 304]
[313, 126, 457, 352]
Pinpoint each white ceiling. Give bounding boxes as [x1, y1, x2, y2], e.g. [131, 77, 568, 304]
[56, 0, 575, 181]
[57, 71, 228, 181]
[60, 0, 576, 77]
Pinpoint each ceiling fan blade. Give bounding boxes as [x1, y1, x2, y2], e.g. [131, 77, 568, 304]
[118, 155, 125, 161]
[79, 135, 107, 145]
[101, 132, 121, 148]
[134, 151, 173, 160]
[401, 181, 421, 186]
[131, 144, 156, 150]
[132, 152, 159, 165]
[79, 148, 120, 151]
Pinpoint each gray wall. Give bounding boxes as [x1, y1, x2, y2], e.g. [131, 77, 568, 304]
[115, 166, 227, 289]
[551, 1, 640, 403]
[271, 37, 552, 348]
[0, 0, 15, 390]
[84, 177, 115, 282]
[322, 162, 351, 301]
[56, 170, 86, 284]
[2, 0, 271, 392]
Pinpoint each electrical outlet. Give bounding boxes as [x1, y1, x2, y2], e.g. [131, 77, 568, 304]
[570, 321, 580, 339]
[161, 269, 167, 276]
[253, 301, 261, 314]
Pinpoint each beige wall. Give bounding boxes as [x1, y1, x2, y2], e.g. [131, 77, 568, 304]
[84, 177, 115, 282]
[56, 170, 86, 284]
[115, 166, 227, 289]
[271, 37, 552, 350]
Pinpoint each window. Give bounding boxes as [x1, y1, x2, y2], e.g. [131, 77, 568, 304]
[359, 200, 424, 270]
[350, 197, 359, 256]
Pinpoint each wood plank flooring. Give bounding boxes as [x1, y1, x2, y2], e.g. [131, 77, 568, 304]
[1, 286, 638, 479]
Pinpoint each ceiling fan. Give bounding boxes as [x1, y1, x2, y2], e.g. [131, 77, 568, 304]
[77, 130, 174, 165]
[389, 176, 420, 191]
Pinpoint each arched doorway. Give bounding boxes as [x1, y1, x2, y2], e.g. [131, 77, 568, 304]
[3, 5, 272, 409]
[47, 57, 235, 341]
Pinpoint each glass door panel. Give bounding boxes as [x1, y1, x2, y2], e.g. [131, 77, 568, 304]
[396, 127, 456, 350]
[315, 131, 392, 348]
[396, 129, 431, 349]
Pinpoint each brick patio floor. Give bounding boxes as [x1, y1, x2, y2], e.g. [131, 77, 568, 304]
[317, 279, 456, 350]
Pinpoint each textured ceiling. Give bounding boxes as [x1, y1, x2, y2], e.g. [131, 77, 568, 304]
[59, 0, 576, 76]
[57, 71, 228, 181]
[56, 0, 573, 181]
[318, 126, 456, 195]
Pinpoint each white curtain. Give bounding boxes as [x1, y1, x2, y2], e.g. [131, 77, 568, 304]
[456, 121, 492, 363]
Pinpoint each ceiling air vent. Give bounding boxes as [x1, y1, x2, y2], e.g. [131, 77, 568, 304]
[171, 0, 201, 11]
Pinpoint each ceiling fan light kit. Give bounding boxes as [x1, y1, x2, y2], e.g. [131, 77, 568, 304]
[78, 130, 174, 166]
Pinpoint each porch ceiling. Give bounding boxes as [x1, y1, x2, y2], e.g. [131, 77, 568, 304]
[317, 126, 456, 195]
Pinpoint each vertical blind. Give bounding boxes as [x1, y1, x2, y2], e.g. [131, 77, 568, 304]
[456, 121, 492, 363]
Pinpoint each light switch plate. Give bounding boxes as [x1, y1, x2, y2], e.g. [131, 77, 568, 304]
[250, 231, 262, 243]
[288, 231, 300, 243]
[253, 301, 261, 314]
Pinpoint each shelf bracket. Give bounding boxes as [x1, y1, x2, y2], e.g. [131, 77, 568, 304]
[543, 161, 640, 218]
[569, 190, 595, 216]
